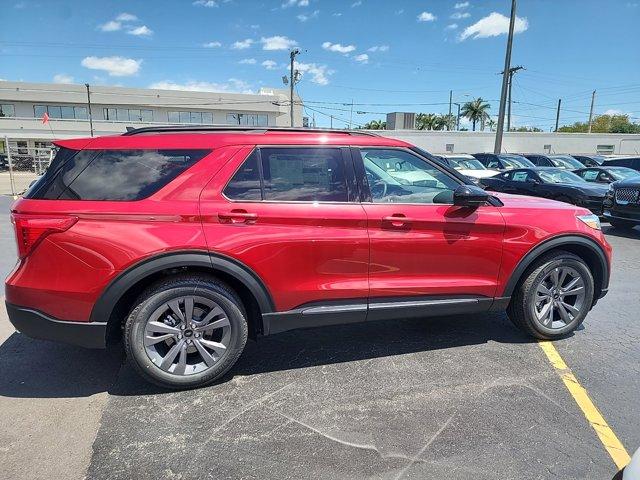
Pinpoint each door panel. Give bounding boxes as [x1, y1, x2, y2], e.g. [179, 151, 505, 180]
[199, 146, 369, 313]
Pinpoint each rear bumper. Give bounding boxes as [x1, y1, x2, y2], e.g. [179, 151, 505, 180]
[5, 302, 107, 349]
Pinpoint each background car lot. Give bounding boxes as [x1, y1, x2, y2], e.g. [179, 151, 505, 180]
[0, 192, 639, 479]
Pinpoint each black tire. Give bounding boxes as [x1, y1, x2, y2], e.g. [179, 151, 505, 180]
[609, 219, 637, 230]
[124, 274, 248, 390]
[507, 250, 595, 340]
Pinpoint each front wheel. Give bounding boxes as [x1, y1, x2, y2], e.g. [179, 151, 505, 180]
[507, 251, 595, 339]
[125, 275, 248, 390]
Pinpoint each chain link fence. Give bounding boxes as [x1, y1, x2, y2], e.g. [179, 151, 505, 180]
[1, 139, 53, 196]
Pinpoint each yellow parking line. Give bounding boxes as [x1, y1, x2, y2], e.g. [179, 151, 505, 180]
[538, 340, 630, 470]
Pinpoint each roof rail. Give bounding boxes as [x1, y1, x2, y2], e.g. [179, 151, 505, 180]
[122, 125, 380, 137]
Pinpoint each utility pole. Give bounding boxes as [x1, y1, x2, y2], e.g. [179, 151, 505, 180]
[448, 90, 453, 130]
[330, 115, 333, 128]
[588, 90, 596, 133]
[289, 48, 300, 127]
[506, 65, 524, 132]
[349, 99, 354, 130]
[555, 98, 562, 132]
[85, 83, 94, 137]
[494, 0, 517, 154]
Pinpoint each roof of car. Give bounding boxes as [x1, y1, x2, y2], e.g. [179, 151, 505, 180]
[54, 127, 411, 151]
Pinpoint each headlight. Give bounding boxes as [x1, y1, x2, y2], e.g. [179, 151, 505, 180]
[577, 213, 601, 230]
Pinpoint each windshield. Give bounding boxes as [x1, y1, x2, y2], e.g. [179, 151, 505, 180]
[609, 167, 640, 180]
[499, 155, 535, 169]
[447, 158, 486, 170]
[549, 155, 584, 169]
[538, 170, 586, 184]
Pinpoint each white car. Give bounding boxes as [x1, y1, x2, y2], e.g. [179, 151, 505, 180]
[440, 154, 501, 180]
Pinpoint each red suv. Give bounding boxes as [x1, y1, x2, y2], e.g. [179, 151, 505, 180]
[5, 127, 611, 389]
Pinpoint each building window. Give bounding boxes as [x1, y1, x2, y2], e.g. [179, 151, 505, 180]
[226, 113, 268, 127]
[103, 107, 153, 122]
[17, 141, 28, 155]
[0, 104, 15, 117]
[34, 104, 89, 120]
[596, 144, 615, 154]
[168, 111, 214, 124]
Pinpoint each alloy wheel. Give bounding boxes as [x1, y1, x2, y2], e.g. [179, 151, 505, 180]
[533, 266, 586, 330]
[143, 296, 231, 375]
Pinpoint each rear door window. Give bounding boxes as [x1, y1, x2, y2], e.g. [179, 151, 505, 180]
[26, 149, 210, 201]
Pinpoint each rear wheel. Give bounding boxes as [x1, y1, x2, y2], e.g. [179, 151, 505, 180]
[507, 251, 594, 339]
[609, 219, 637, 230]
[125, 275, 248, 390]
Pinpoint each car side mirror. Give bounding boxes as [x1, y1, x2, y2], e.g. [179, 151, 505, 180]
[453, 184, 490, 207]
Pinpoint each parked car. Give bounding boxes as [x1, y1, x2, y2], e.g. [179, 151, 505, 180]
[0, 154, 7, 171]
[603, 156, 640, 172]
[6, 126, 611, 389]
[603, 176, 640, 230]
[522, 154, 584, 170]
[574, 166, 640, 184]
[482, 167, 609, 215]
[439, 154, 501, 180]
[571, 154, 606, 167]
[472, 153, 535, 170]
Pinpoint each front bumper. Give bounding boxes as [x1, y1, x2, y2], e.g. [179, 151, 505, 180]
[5, 302, 107, 349]
[603, 208, 640, 225]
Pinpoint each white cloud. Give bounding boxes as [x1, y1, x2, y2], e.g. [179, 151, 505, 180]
[193, 0, 217, 6]
[100, 20, 121, 32]
[354, 53, 369, 64]
[232, 38, 254, 49]
[295, 61, 333, 85]
[297, 10, 319, 21]
[395, 9, 404, 15]
[604, 109, 626, 116]
[332, 12, 342, 16]
[454, 2, 470, 9]
[281, 0, 308, 7]
[451, 12, 470, 19]
[239, 58, 257, 64]
[127, 25, 153, 36]
[322, 41, 356, 54]
[351, 1, 362, 6]
[53, 74, 74, 84]
[459, 12, 528, 40]
[203, 41, 222, 48]
[149, 79, 253, 94]
[417, 11, 437, 22]
[262, 60, 278, 70]
[116, 12, 138, 21]
[81, 56, 142, 77]
[261, 35, 297, 50]
[367, 45, 389, 52]
[446, 23, 458, 30]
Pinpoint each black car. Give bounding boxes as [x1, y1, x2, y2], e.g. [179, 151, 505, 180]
[522, 154, 584, 169]
[0, 154, 7, 171]
[602, 156, 640, 172]
[603, 178, 640, 229]
[471, 153, 534, 170]
[482, 167, 609, 215]
[571, 154, 606, 167]
[574, 166, 640, 184]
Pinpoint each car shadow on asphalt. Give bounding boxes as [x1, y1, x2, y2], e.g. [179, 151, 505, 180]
[602, 225, 639, 239]
[0, 312, 541, 399]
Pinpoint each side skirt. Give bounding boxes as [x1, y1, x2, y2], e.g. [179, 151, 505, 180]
[262, 296, 509, 336]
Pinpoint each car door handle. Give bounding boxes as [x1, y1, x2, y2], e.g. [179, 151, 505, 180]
[382, 214, 414, 229]
[218, 210, 258, 224]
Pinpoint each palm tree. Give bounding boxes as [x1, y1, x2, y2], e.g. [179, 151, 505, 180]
[486, 118, 497, 132]
[416, 113, 439, 130]
[363, 120, 386, 130]
[461, 98, 491, 131]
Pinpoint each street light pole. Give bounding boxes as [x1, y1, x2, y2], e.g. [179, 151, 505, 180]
[494, 0, 517, 154]
[85, 83, 94, 137]
[289, 48, 300, 127]
[448, 90, 453, 130]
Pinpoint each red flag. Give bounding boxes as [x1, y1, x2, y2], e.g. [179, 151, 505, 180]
[41, 112, 49, 124]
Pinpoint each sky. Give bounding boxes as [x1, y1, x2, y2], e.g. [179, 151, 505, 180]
[1, 0, 640, 130]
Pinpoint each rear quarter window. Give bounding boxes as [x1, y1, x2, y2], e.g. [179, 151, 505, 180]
[26, 148, 210, 201]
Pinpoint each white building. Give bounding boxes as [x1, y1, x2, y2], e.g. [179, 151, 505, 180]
[0, 80, 302, 155]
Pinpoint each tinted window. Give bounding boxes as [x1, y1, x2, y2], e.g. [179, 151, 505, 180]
[27, 149, 210, 201]
[360, 148, 459, 204]
[511, 170, 531, 182]
[259, 148, 347, 202]
[224, 150, 262, 201]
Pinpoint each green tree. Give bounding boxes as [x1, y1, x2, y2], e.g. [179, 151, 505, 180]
[363, 119, 386, 130]
[558, 114, 640, 134]
[461, 98, 491, 131]
[416, 113, 439, 130]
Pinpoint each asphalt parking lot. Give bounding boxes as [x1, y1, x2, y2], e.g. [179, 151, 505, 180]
[0, 194, 638, 480]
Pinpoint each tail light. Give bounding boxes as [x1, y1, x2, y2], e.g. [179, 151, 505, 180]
[11, 213, 78, 260]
